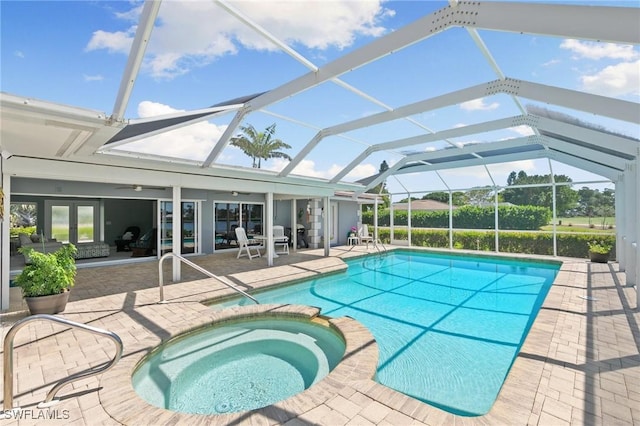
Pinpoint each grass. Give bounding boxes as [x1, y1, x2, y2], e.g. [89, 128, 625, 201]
[540, 225, 614, 234]
[540, 216, 614, 233]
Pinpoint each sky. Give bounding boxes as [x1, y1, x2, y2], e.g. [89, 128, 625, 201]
[1, 0, 638, 199]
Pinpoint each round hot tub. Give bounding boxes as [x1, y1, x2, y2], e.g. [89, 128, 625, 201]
[132, 317, 346, 415]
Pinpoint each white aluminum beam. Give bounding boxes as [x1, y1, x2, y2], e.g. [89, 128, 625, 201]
[468, 2, 639, 44]
[204, 1, 638, 168]
[360, 136, 540, 191]
[283, 78, 637, 179]
[548, 151, 620, 181]
[539, 135, 628, 171]
[535, 116, 639, 157]
[331, 115, 527, 183]
[111, 0, 161, 122]
[202, 107, 250, 167]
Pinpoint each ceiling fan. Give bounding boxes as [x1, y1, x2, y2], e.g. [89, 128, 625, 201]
[116, 184, 167, 192]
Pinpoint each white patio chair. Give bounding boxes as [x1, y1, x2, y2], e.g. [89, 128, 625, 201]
[359, 225, 374, 249]
[235, 226, 261, 260]
[273, 225, 289, 255]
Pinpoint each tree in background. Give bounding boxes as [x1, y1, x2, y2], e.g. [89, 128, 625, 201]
[10, 203, 37, 228]
[230, 123, 292, 168]
[577, 187, 615, 227]
[464, 186, 496, 206]
[422, 191, 467, 206]
[502, 171, 578, 214]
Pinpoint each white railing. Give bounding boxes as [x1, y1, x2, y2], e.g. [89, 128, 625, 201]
[158, 252, 259, 304]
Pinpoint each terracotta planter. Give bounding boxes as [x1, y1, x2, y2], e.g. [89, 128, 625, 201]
[589, 251, 609, 264]
[25, 291, 70, 315]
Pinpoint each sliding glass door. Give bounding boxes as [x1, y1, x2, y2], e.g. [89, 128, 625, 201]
[214, 202, 263, 250]
[160, 201, 199, 255]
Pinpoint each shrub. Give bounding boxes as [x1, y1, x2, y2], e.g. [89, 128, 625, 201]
[15, 244, 77, 297]
[370, 227, 615, 259]
[362, 205, 551, 230]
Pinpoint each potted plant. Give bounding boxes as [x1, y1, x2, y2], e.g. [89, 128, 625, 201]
[15, 244, 77, 314]
[587, 240, 612, 263]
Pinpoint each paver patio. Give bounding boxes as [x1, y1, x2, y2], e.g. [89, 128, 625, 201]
[1, 246, 638, 425]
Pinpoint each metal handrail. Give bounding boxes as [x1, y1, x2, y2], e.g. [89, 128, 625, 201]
[374, 238, 387, 253]
[3, 314, 123, 410]
[158, 252, 259, 304]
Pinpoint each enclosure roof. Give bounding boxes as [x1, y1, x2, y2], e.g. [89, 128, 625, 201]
[0, 1, 638, 196]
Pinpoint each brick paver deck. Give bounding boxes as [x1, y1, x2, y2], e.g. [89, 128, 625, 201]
[1, 246, 638, 425]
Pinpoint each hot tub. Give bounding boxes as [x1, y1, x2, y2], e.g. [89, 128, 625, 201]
[132, 317, 346, 415]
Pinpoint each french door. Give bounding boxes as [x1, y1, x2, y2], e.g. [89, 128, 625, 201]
[45, 200, 100, 244]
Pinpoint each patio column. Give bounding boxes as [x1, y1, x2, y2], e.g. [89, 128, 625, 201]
[290, 199, 297, 252]
[623, 162, 637, 289]
[1, 168, 9, 311]
[635, 159, 640, 308]
[449, 191, 453, 249]
[307, 199, 321, 249]
[172, 186, 181, 282]
[323, 196, 330, 256]
[374, 197, 379, 242]
[407, 192, 412, 247]
[616, 176, 626, 272]
[494, 188, 499, 253]
[266, 192, 274, 267]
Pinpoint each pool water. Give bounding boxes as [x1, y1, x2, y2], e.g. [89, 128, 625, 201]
[214, 250, 559, 416]
[132, 318, 345, 414]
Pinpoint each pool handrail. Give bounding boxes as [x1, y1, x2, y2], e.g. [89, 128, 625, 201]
[3, 314, 123, 411]
[158, 252, 259, 305]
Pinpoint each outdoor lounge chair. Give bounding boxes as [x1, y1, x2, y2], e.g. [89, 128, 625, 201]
[273, 225, 289, 255]
[235, 226, 261, 260]
[130, 228, 157, 257]
[114, 226, 141, 252]
[359, 225, 374, 249]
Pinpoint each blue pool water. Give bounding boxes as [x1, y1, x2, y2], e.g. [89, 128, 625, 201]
[214, 250, 559, 416]
[132, 318, 345, 415]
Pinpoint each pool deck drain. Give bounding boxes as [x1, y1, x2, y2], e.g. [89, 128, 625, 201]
[1, 246, 639, 425]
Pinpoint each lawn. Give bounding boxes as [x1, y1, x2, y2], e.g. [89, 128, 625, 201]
[542, 216, 615, 233]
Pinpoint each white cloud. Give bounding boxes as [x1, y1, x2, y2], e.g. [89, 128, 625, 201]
[83, 74, 104, 82]
[113, 101, 227, 161]
[14, 50, 24, 58]
[580, 59, 640, 97]
[85, 29, 135, 54]
[560, 39, 639, 61]
[510, 125, 535, 137]
[266, 157, 376, 181]
[459, 98, 499, 111]
[86, 1, 393, 79]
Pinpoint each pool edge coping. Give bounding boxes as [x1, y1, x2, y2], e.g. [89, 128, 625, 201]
[98, 304, 379, 425]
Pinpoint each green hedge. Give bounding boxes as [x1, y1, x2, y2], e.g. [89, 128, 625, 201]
[372, 227, 615, 259]
[363, 205, 551, 230]
[10, 226, 36, 238]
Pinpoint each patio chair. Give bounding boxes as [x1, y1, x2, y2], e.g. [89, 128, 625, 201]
[235, 226, 261, 260]
[359, 225, 374, 249]
[114, 226, 141, 252]
[273, 225, 289, 255]
[130, 228, 157, 257]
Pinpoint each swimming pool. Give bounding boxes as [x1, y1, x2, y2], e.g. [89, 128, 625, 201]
[213, 250, 560, 416]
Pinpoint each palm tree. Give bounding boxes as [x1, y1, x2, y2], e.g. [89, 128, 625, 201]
[230, 123, 292, 168]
